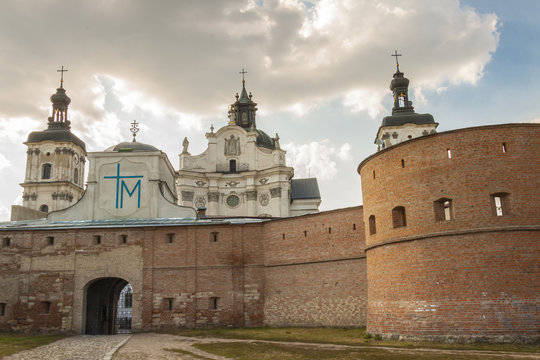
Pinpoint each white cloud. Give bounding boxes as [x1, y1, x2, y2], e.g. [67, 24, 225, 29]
[0, 153, 11, 171]
[524, 118, 540, 124]
[343, 89, 386, 119]
[283, 140, 351, 180]
[0, 117, 40, 143]
[0, 206, 10, 222]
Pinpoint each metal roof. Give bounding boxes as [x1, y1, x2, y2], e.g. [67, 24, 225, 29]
[291, 178, 321, 200]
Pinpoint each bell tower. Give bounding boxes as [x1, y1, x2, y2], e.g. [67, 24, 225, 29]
[19, 67, 87, 216]
[228, 69, 258, 130]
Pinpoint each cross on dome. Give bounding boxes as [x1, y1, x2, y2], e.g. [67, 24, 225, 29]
[391, 50, 402, 72]
[57, 66, 68, 88]
[130, 120, 139, 142]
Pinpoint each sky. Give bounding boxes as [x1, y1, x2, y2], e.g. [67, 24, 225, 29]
[0, 0, 539, 220]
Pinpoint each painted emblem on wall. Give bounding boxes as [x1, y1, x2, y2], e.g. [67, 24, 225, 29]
[259, 193, 269, 206]
[103, 163, 144, 208]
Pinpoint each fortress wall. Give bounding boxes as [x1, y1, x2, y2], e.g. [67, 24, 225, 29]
[359, 124, 540, 341]
[262, 207, 368, 326]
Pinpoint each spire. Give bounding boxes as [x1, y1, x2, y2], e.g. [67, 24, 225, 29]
[48, 66, 71, 128]
[389, 52, 414, 115]
[228, 68, 258, 129]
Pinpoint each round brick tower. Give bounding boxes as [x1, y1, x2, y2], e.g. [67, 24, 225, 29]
[358, 123, 540, 342]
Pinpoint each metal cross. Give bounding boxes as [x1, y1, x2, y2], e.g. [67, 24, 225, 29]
[239, 68, 248, 82]
[130, 120, 139, 142]
[391, 50, 402, 71]
[57, 66, 68, 88]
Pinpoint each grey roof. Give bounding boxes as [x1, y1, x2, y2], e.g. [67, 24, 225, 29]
[254, 129, 276, 150]
[27, 122, 86, 151]
[381, 113, 436, 127]
[291, 178, 321, 200]
[105, 141, 159, 152]
[0, 216, 268, 231]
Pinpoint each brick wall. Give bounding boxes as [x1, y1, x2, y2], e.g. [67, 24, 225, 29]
[358, 124, 540, 341]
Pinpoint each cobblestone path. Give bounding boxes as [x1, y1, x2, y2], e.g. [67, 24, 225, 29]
[3, 334, 130, 360]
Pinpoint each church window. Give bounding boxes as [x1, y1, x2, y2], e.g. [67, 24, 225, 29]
[226, 194, 240, 208]
[447, 149, 452, 159]
[0, 303, 5, 316]
[210, 297, 219, 310]
[392, 206, 407, 228]
[229, 159, 237, 172]
[40, 205, 48, 213]
[167, 233, 175, 244]
[164, 298, 173, 311]
[502, 142, 507, 153]
[2, 237, 10, 248]
[94, 235, 102, 245]
[46, 236, 54, 246]
[42, 164, 52, 179]
[434, 198, 453, 221]
[41, 301, 51, 314]
[74, 168, 79, 184]
[369, 215, 376, 235]
[491, 192, 510, 216]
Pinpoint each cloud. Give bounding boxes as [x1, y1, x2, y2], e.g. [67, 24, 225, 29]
[524, 118, 540, 124]
[283, 140, 352, 180]
[0, 153, 11, 171]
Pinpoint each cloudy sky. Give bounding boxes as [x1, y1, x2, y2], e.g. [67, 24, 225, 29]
[0, 0, 539, 220]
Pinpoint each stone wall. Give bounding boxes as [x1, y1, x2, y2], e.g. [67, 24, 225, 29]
[358, 123, 540, 342]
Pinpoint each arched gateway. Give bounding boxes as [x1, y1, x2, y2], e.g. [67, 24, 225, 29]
[84, 277, 132, 335]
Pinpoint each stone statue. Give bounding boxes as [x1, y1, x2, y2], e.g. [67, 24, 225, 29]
[182, 137, 189, 154]
[224, 135, 240, 155]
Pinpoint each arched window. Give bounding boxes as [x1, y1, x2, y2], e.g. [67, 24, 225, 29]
[42, 164, 52, 179]
[398, 93, 405, 107]
[73, 168, 79, 184]
[229, 159, 237, 172]
[369, 215, 376, 235]
[434, 198, 453, 221]
[392, 206, 407, 228]
[39, 204, 49, 213]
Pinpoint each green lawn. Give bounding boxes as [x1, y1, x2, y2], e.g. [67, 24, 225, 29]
[193, 342, 524, 360]
[173, 327, 540, 353]
[0, 333, 67, 358]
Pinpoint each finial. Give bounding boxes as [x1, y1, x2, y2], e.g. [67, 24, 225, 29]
[239, 68, 248, 86]
[57, 66, 68, 88]
[210, 124, 214, 133]
[249, 92, 252, 99]
[235, 92, 239, 100]
[391, 50, 402, 72]
[130, 120, 139, 142]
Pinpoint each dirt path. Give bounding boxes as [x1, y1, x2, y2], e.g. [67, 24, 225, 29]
[113, 333, 540, 360]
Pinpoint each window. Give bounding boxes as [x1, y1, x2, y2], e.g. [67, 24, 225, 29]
[167, 233, 174, 244]
[2, 237, 10, 248]
[211, 232, 219, 242]
[369, 215, 376, 235]
[40, 205, 49, 213]
[164, 298, 173, 311]
[46, 236, 54, 246]
[434, 198, 453, 221]
[74, 168, 79, 184]
[392, 206, 407, 228]
[372, 170, 376, 179]
[401, 159, 405, 168]
[398, 93, 405, 107]
[282, 233, 285, 240]
[42, 164, 52, 179]
[41, 301, 51, 314]
[229, 159, 237, 172]
[209, 297, 219, 310]
[492, 192, 510, 216]
[124, 291, 132, 308]
[328, 227, 332, 234]
[304, 230, 307, 237]
[94, 235, 101, 245]
[120, 234, 128, 244]
[353, 223, 356, 231]
[447, 149, 452, 159]
[0, 303, 5, 316]
[502, 142, 507, 153]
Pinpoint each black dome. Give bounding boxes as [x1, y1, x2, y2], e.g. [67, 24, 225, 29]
[26, 122, 86, 151]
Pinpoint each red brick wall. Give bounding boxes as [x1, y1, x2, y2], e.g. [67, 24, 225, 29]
[359, 124, 540, 340]
[262, 207, 367, 326]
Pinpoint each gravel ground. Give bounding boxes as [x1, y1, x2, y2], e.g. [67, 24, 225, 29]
[3, 335, 130, 360]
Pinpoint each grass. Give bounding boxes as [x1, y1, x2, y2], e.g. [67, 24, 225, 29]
[172, 327, 540, 353]
[193, 342, 521, 360]
[165, 348, 213, 359]
[0, 333, 68, 358]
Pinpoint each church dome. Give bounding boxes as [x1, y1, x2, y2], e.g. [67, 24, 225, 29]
[50, 87, 71, 108]
[254, 129, 276, 150]
[26, 124, 86, 151]
[105, 141, 159, 152]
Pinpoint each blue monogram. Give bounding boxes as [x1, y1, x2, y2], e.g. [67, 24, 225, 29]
[104, 163, 144, 208]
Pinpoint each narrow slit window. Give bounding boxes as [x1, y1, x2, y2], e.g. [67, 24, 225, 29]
[282, 233, 285, 240]
[47, 236, 54, 246]
[167, 233, 174, 244]
[353, 223, 356, 231]
[0, 303, 5, 316]
[41, 301, 51, 314]
[211, 232, 219, 242]
[502, 142, 507, 153]
[304, 230, 307, 237]
[328, 227, 332, 234]
[120, 235, 128, 244]
[373, 170, 376, 179]
[401, 159, 405, 168]
[2, 237, 10, 248]
[94, 235, 101, 245]
[164, 298, 173, 311]
[369, 215, 376, 235]
[210, 297, 219, 310]
[447, 149, 452, 159]
[492, 193, 510, 216]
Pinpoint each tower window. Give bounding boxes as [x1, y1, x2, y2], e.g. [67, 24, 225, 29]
[94, 235, 101, 245]
[167, 233, 174, 244]
[0, 303, 5, 316]
[74, 168, 79, 185]
[210, 297, 219, 310]
[398, 93, 405, 107]
[229, 159, 237, 172]
[41, 301, 51, 314]
[401, 159, 405, 168]
[328, 227, 332, 234]
[304, 230, 307, 237]
[372, 170, 376, 179]
[42, 164, 52, 179]
[502, 143, 507, 153]
[211, 232, 219, 242]
[164, 298, 174, 311]
[2, 237, 11, 248]
[492, 192, 510, 216]
[369, 215, 376, 235]
[434, 198, 453, 221]
[39, 205, 48, 213]
[392, 206, 407, 228]
[353, 223, 356, 231]
[447, 149, 452, 159]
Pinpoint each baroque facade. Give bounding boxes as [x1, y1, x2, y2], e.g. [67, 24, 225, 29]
[0, 66, 538, 343]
